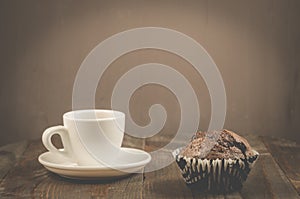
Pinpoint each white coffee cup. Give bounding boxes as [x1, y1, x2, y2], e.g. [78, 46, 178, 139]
[42, 109, 125, 166]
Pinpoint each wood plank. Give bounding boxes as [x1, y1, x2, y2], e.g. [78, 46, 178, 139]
[0, 141, 28, 180]
[122, 133, 145, 150]
[0, 140, 49, 198]
[192, 191, 226, 199]
[0, 139, 145, 199]
[1, 136, 299, 198]
[262, 136, 300, 194]
[224, 192, 243, 199]
[144, 135, 299, 199]
[244, 134, 268, 154]
[107, 173, 143, 199]
[0, 141, 111, 198]
[146, 134, 268, 155]
[32, 172, 143, 199]
[144, 138, 237, 199]
[108, 134, 145, 199]
[142, 161, 194, 198]
[143, 136, 193, 198]
[0, 134, 146, 199]
[32, 174, 111, 199]
[241, 153, 299, 199]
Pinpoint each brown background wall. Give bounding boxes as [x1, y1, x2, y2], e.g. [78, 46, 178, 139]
[0, 0, 299, 146]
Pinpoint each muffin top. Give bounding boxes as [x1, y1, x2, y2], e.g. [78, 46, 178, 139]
[179, 129, 255, 159]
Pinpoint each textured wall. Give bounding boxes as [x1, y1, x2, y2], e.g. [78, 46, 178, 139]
[0, 0, 299, 146]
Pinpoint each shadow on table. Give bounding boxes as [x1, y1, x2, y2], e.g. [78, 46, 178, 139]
[47, 172, 134, 184]
[146, 177, 232, 198]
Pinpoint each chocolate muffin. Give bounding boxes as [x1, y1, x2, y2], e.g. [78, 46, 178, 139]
[173, 129, 259, 193]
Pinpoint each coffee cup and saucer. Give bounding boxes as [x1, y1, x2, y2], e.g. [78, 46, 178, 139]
[38, 109, 151, 180]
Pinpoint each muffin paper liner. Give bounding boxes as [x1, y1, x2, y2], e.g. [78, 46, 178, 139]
[172, 148, 259, 193]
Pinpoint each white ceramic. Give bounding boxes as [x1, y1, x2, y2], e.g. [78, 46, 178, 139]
[42, 109, 125, 166]
[38, 147, 151, 180]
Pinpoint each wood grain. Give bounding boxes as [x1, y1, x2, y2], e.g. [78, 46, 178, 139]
[0, 141, 28, 180]
[0, 140, 48, 198]
[142, 144, 193, 199]
[0, 135, 299, 198]
[241, 153, 299, 199]
[244, 134, 268, 154]
[122, 134, 145, 150]
[262, 136, 300, 194]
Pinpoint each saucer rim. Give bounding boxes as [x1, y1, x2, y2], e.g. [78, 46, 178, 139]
[38, 147, 151, 171]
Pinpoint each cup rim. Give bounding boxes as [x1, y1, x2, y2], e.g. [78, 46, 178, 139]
[63, 109, 125, 121]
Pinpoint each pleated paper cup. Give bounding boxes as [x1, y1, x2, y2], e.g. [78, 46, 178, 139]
[173, 148, 259, 193]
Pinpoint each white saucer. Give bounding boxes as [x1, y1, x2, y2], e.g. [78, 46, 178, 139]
[38, 147, 151, 180]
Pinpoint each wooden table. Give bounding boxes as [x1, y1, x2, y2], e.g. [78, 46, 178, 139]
[0, 134, 299, 198]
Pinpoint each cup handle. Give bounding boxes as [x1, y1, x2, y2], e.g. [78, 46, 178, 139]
[42, 126, 73, 158]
